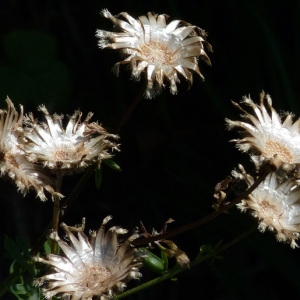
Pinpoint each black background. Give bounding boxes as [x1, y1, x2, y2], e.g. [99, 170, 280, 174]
[1, 1, 300, 299]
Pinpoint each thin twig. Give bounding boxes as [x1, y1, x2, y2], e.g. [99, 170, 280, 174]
[51, 173, 63, 253]
[133, 164, 274, 247]
[113, 85, 145, 133]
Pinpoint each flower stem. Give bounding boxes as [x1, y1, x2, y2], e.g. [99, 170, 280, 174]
[113, 85, 145, 133]
[32, 84, 145, 255]
[31, 166, 94, 256]
[37, 86, 145, 254]
[60, 166, 94, 212]
[118, 225, 257, 299]
[51, 173, 63, 253]
[133, 163, 274, 247]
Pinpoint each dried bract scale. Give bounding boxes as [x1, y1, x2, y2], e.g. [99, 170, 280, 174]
[0, 98, 60, 201]
[233, 165, 300, 248]
[96, 9, 212, 99]
[140, 219, 190, 268]
[226, 92, 300, 170]
[33, 216, 142, 300]
[21, 105, 119, 172]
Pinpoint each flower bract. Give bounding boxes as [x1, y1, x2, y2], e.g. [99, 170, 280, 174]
[96, 9, 212, 99]
[226, 92, 300, 170]
[0, 98, 59, 201]
[21, 105, 119, 172]
[34, 216, 142, 299]
[233, 165, 300, 248]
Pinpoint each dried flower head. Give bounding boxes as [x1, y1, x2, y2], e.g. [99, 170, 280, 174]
[0, 97, 59, 201]
[34, 216, 142, 299]
[226, 92, 300, 170]
[233, 165, 300, 248]
[96, 9, 212, 99]
[21, 105, 119, 172]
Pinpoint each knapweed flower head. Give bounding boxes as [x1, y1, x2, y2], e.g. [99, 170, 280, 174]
[21, 105, 119, 172]
[233, 165, 300, 248]
[96, 9, 212, 99]
[34, 216, 142, 299]
[226, 92, 300, 170]
[0, 97, 59, 201]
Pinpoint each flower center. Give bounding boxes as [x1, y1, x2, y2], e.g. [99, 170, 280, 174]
[140, 42, 173, 64]
[82, 265, 112, 290]
[52, 141, 85, 163]
[265, 141, 294, 163]
[53, 150, 80, 161]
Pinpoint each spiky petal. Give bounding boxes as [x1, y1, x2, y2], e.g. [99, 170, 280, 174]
[233, 165, 300, 248]
[34, 217, 142, 299]
[0, 98, 59, 201]
[21, 106, 119, 172]
[226, 92, 300, 170]
[96, 9, 212, 99]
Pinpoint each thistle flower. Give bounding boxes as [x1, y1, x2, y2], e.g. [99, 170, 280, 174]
[21, 105, 119, 172]
[226, 92, 300, 170]
[0, 97, 59, 201]
[96, 9, 212, 99]
[34, 216, 142, 299]
[233, 165, 300, 248]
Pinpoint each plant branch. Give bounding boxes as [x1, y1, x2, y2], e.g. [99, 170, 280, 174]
[133, 163, 274, 247]
[51, 173, 63, 253]
[31, 166, 94, 256]
[118, 225, 257, 299]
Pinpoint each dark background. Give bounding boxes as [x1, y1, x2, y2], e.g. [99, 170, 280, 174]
[1, 1, 300, 299]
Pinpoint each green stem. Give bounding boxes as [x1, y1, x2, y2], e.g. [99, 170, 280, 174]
[118, 225, 257, 299]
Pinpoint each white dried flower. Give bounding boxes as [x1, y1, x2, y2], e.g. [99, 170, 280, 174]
[0, 97, 59, 201]
[96, 9, 212, 99]
[233, 165, 300, 248]
[21, 105, 119, 172]
[226, 92, 300, 170]
[34, 216, 142, 299]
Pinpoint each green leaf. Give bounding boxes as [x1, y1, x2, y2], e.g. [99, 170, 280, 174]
[199, 244, 214, 256]
[43, 239, 52, 254]
[197, 241, 223, 263]
[10, 283, 27, 295]
[9, 280, 42, 299]
[139, 248, 167, 274]
[9, 260, 23, 276]
[94, 167, 102, 189]
[160, 249, 169, 272]
[103, 158, 122, 171]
